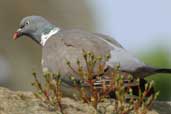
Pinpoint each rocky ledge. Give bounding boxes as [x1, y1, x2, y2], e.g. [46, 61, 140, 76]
[0, 87, 170, 114]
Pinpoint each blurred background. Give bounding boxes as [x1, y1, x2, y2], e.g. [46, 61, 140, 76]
[0, 0, 170, 100]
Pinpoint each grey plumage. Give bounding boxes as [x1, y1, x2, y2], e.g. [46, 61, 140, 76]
[13, 16, 171, 97]
[42, 29, 144, 77]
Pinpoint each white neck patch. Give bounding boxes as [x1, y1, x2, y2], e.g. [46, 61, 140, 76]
[40, 27, 60, 46]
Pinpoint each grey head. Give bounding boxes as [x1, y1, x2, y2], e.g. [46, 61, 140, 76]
[13, 16, 56, 45]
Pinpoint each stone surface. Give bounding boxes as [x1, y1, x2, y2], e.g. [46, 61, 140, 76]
[0, 87, 170, 114]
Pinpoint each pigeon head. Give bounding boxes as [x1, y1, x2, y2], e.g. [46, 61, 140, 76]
[13, 16, 58, 45]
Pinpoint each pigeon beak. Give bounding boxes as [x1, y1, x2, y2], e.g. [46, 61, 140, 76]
[13, 28, 22, 40]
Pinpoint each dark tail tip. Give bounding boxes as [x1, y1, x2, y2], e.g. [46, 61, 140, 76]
[155, 68, 171, 73]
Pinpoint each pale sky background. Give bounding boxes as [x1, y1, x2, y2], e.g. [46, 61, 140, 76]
[86, 0, 171, 54]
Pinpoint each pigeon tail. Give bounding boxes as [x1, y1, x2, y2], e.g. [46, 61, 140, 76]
[155, 68, 171, 74]
[145, 66, 171, 77]
[133, 66, 171, 78]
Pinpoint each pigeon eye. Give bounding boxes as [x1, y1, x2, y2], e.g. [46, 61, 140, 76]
[25, 21, 30, 25]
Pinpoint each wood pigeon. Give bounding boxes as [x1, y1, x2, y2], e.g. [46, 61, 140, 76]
[13, 16, 171, 97]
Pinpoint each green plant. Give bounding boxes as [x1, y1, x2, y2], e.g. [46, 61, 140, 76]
[66, 50, 111, 108]
[32, 72, 64, 113]
[32, 50, 159, 114]
[66, 50, 159, 113]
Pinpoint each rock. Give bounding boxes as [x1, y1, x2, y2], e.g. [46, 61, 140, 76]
[0, 87, 170, 114]
[0, 87, 58, 114]
[0, 87, 96, 114]
[152, 101, 171, 114]
[61, 98, 96, 114]
[97, 99, 171, 114]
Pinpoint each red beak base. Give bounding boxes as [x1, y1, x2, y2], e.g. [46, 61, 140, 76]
[12, 32, 19, 40]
